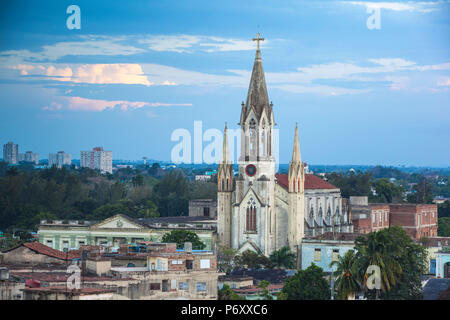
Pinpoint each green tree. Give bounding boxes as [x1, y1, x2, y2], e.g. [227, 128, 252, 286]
[355, 230, 402, 296]
[438, 201, 450, 218]
[325, 172, 372, 198]
[217, 246, 237, 274]
[371, 178, 405, 203]
[407, 177, 433, 204]
[269, 246, 296, 269]
[257, 280, 274, 300]
[161, 230, 205, 250]
[438, 217, 450, 237]
[280, 263, 330, 300]
[218, 284, 245, 300]
[330, 250, 360, 300]
[234, 250, 273, 269]
[154, 170, 189, 216]
[132, 174, 144, 187]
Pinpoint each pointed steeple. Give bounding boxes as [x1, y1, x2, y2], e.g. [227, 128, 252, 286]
[244, 34, 270, 121]
[291, 123, 301, 163]
[222, 122, 230, 164]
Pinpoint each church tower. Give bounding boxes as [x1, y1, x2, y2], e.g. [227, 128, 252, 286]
[217, 123, 233, 247]
[232, 33, 276, 256]
[288, 123, 305, 253]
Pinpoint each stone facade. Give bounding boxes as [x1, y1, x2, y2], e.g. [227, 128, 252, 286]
[217, 39, 351, 258]
[37, 214, 216, 251]
[189, 199, 217, 218]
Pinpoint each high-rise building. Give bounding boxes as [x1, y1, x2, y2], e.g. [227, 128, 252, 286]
[18, 151, 39, 164]
[49, 151, 72, 168]
[80, 147, 112, 174]
[3, 142, 19, 164]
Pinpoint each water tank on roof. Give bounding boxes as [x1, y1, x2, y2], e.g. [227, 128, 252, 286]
[0, 267, 9, 280]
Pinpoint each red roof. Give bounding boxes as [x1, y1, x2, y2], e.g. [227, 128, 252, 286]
[275, 174, 338, 190]
[23, 242, 80, 260]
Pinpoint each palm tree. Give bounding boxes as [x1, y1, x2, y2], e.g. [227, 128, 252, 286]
[356, 231, 402, 296]
[269, 246, 296, 269]
[330, 250, 360, 300]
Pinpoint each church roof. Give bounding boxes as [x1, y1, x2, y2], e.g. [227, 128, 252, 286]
[275, 173, 339, 190]
[241, 43, 272, 123]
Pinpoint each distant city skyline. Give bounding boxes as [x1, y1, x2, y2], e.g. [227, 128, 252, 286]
[0, 1, 449, 166]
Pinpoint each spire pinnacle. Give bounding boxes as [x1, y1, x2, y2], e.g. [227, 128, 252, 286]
[222, 122, 230, 164]
[291, 123, 301, 163]
[244, 33, 269, 120]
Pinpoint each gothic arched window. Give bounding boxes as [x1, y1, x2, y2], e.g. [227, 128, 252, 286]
[246, 198, 257, 232]
[318, 207, 323, 227]
[327, 206, 331, 225]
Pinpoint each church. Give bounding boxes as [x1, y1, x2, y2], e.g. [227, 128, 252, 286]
[217, 34, 353, 257]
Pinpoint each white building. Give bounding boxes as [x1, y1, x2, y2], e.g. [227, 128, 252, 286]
[217, 36, 352, 259]
[19, 151, 39, 164]
[3, 142, 18, 164]
[80, 147, 112, 174]
[49, 151, 72, 168]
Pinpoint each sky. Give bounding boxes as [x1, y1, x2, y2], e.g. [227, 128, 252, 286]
[0, 0, 449, 166]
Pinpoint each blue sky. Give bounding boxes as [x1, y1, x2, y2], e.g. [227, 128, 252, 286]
[0, 0, 449, 166]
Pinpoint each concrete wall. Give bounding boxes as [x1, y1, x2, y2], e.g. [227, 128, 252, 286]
[1, 246, 65, 265]
[301, 240, 354, 273]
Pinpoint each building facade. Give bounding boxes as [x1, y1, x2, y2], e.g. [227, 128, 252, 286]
[217, 35, 351, 257]
[3, 142, 18, 164]
[80, 147, 112, 174]
[18, 151, 39, 164]
[37, 215, 216, 251]
[49, 151, 72, 168]
[301, 233, 358, 273]
[189, 199, 217, 218]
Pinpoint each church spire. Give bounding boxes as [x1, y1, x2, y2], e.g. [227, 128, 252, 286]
[244, 33, 270, 121]
[221, 122, 230, 164]
[291, 123, 301, 163]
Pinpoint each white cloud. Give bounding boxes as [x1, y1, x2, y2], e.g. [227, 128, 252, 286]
[139, 35, 260, 53]
[11, 63, 152, 86]
[343, 1, 444, 13]
[45, 96, 192, 112]
[1, 36, 144, 62]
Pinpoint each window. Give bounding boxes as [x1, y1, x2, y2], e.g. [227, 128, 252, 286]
[332, 249, 339, 262]
[246, 200, 257, 232]
[171, 279, 177, 290]
[172, 260, 183, 265]
[372, 213, 375, 224]
[200, 259, 210, 269]
[150, 283, 161, 290]
[203, 207, 210, 217]
[314, 248, 322, 261]
[196, 282, 207, 292]
[179, 281, 189, 290]
[45, 240, 53, 248]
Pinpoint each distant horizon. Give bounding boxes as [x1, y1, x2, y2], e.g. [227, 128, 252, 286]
[2, 155, 449, 170]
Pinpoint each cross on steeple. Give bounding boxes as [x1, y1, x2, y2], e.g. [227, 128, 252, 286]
[252, 33, 264, 51]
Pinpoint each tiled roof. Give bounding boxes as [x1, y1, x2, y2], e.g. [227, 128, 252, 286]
[22, 286, 114, 295]
[11, 272, 130, 283]
[233, 283, 283, 294]
[22, 242, 80, 260]
[275, 174, 338, 190]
